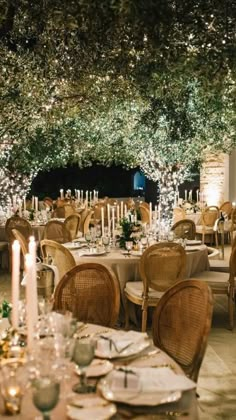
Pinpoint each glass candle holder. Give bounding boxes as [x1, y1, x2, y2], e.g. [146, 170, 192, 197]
[1, 375, 23, 415]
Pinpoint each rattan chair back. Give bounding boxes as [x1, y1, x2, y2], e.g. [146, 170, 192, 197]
[139, 201, 150, 210]
[64, 204, 76, 218]
[152, 279, 213, 382]
[64, 214, 81, 241]
[43, 220, 70, 243]
[11, 228, 28, 256]
[40, 239, 76, 282]
[5, 216, 33, 245]
[52, 206, 66, 218]
[43, 197, 54, 209]
[140, 242, 186, 293]
[93, 204, 106, 221]
[171, 219, 196, 240]
[202, 206, 219, 227]
[219, 201, 232, 218]
[53, 263, 120, 327]
[82, 211, 94, 234]
[139, 205, 150, 224]
[173, 207, 186, 223]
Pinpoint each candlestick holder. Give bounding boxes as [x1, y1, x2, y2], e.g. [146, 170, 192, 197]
[0, 328, 26, 360]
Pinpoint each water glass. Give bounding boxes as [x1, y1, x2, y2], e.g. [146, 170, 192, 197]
[32, 376, 60, 420]
[72, 338, 95, 393]
[125, 241, 133, 255]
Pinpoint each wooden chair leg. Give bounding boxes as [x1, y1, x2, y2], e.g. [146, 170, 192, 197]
[141, 307, 148, 332]
[215, 232, 218, 248]
[124, 295, 130, 331]
[228, 295, 234, 331]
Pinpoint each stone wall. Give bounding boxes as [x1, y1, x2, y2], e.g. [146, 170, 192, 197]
[200, 153, 229, 207]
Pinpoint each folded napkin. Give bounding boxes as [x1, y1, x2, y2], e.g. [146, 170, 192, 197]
[111, 368, 140, 391]
[111, 367, 196, 393]
[96, 331, 147, 356]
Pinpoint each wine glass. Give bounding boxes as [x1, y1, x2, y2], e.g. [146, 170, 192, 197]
[85, 232, 91, 249]
[32, 376, 60, 420]
[72, 338, 95, 394]
[125, 241, 133, 256]
[102, 235, 110, 252]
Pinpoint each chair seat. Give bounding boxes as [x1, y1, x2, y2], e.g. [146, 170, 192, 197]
[196, 225, 215, 233]
[125, 281, 164, 299]
[193, 270, 232, 290]
[209, 259, 229, 273]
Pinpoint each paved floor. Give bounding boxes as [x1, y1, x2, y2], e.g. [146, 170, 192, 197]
[0, 246, 235, 419]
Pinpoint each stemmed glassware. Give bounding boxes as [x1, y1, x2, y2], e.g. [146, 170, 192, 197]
[72, 338, 95, 394]
[32, 375, 60, 420]
[125, 241, 133, 256]
[102, 235, 110, 252]
[85, 232, 91, 249]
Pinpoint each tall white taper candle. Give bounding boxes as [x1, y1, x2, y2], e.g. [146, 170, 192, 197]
[11, 240, 20, 329]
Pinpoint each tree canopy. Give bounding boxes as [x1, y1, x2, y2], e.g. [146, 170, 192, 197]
[0, 0, 236, 207]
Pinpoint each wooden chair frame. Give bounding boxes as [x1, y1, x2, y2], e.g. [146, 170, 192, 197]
[171, 219, 196, 240]
[152, 279, 213, 382]
[53, 262, 120, 327]
[125, 242, 187, 332]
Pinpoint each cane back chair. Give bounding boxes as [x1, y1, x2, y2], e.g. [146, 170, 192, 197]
[152, 279, 213, 382]
[124, 242, 187, 332]
[171, 219, 196, 240]
[53, 263, 120, 327]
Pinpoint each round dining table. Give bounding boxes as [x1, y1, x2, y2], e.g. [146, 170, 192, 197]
[0, 322, 199, 419]
[70, 244, 209, 325]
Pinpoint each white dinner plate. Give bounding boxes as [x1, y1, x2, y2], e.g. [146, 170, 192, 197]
[63, 242, 83, 250]
[186, 240, 202, 245]
[67, 396, 117, 420]
[185, 245, 204, 252]
[98, 369, 182, 406]
[130, 250, 142, 256]
[75, 359, 113, 378]
[81, 250, 106, 256]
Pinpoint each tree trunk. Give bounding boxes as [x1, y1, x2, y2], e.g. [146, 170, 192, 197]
[0, 169, 33, 211]
[158, 167, 179, 223]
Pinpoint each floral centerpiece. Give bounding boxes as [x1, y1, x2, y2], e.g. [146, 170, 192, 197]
[180, 200, 202, 213]
[119, 215, 142, 248]
[0, 299, 12, 318]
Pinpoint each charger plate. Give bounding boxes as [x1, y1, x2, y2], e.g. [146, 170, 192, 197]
[98, 369, 182, 406]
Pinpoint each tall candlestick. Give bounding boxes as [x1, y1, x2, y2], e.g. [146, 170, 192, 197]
[124, 204, 127, 218]
[184, 190, 187, 201]
[31, 196, 34, 210]
[112, 207, 115, 239]
[25, 254, 34, 349]
[23, 196, 26, 212]
[101, 207, 105, 237]
[120, 201, 124, 219]
[116, 204, 120, 224]
[18, 199, 22, 217]
[196, 189, 199, 203]
[149, 202, 152, 229]
[11, 240, 20, 329]
[28, 237, 38, 326]
[60, 189, 64, 200]
[154, 205, 158, 221]
[189, 190, 192, 202]
[35, 196, 38, 213]
[81, 190, 83, 201]
[107, 204, 111, 235]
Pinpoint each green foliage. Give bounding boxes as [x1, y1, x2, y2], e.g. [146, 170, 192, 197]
[0, 1, 235, 210]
